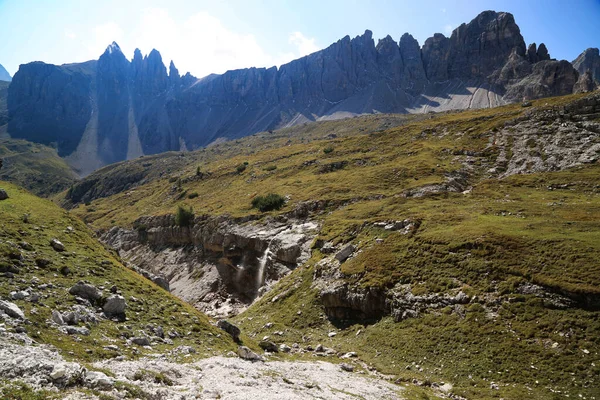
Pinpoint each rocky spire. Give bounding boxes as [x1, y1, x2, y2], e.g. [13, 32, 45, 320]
[169, 60, 180, 88]
[422, 33, 450, 82]
[399, 33, 427, 95]
[375, 35, 403, 83]
[537, 43, 550, 61]
[527, 43, 538, 63]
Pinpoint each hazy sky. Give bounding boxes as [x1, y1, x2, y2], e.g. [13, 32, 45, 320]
[0, 0, 599, 78]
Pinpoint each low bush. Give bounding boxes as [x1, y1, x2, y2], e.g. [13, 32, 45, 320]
[251, 193, 286, 212]
[174, 205, 194, 227]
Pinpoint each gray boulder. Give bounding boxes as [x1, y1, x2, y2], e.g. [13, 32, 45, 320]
[69, 281, 101, 302]
[237, 346, 263, 362]
[65, 326, 90, 336]
[0, 189, 8, 200]
[259, 340, 279, 353]
[85, 370, 114, 389]
[0, 300, 25, 319]
[217, 319, 241, 341]
[131, 337, 150, 346]
[103, 295, 126, 316]
[50, 238, 65, 252]
[51, 310, 65, 325]
[152, 275, 170, 291]
[335, 244, 355, 263]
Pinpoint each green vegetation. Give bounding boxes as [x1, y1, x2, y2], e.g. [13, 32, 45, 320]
[0, 181, 237, 364]
[0, 381, 58, 400]
[251, 193, 286, 212]
[323, 145, 334, 154]
[60, 91, 599, 399]
[0, 139, 77, 196]
[174, 204, 194, 226]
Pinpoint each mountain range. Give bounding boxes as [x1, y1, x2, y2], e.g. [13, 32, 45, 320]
[4, 10, 600, 175]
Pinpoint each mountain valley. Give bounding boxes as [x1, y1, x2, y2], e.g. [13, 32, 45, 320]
[0, 7, 599, 400]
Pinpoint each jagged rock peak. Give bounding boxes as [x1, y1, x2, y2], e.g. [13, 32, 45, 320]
[169, 61, 180, 79]
[448, 10, 526, 78]
[104, 41, 123, 55]
[527, 43, 538, 63]
[132, 48, 143, 63]
[573, 47, 600, 82]
[146, 48, 163, 62]
[537, 43, 550, 61]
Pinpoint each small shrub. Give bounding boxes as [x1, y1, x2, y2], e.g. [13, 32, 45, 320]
[251, 193, 286, 212]
[174, 205, 194, 227]
[265, 165, 277, 171]
[236, 163, 247, 173]
[323, 146, 334, 154]
[188, 192, 199, 199]
[196, 166, 202, 176]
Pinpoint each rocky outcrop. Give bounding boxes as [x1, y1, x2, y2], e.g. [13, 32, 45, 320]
[102, 215, 319, 317]
[7, 11, 598, 175]
[573, 48, 600, 83]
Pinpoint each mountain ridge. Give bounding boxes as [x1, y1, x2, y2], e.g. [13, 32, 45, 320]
[4, 10, 600, 175]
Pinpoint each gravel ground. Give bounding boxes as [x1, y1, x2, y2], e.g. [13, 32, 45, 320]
[95, 355, 405, 399]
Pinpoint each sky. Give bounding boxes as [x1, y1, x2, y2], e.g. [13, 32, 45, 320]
[0, 0, 599, 79]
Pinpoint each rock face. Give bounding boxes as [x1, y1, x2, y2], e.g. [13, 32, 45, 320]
[102, 214, 319, 317]
[6, 11, 598, 175]
[573, 48, 600, 83]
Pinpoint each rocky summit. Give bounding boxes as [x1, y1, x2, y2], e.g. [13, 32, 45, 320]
[3, 10, 599, 175]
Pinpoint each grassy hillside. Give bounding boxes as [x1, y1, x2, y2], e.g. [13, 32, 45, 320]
[66, 92, 600, 399]
[0, 139, 78, 196]
[0, 181, 238, 365]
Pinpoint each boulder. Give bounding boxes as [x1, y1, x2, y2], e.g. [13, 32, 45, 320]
[341, 363, 355, 372]
[152, 275, 170, 291]
[65, 326, 90, 336]
[217, 319, 241, 341]
[51, 310, 65, 325]
[10, 290, 29, 300]
[131, 337, 150, 346]
[103, 295, 126, 316]
[237, 346, 263, 362]
[85, 371, 114, 389]
[335, 244, 355, 263]
[0, 189, 8, 200]
[19, 242, 33, 251]
[259, 340, 279, 353]
[0, 300, 25, 319]
[279, 344, 292, 353]
[69, 281, 101, 302]
[50, 238, 65, 252]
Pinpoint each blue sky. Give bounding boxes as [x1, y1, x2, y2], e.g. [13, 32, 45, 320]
[0, 0, 599, 78]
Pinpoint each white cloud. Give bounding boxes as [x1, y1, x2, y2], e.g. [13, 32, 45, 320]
[83, 8, 320, 78]
[64, 29, 76, 40]
[444, 24, 454, 35]
[289, 32, 319, 56]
